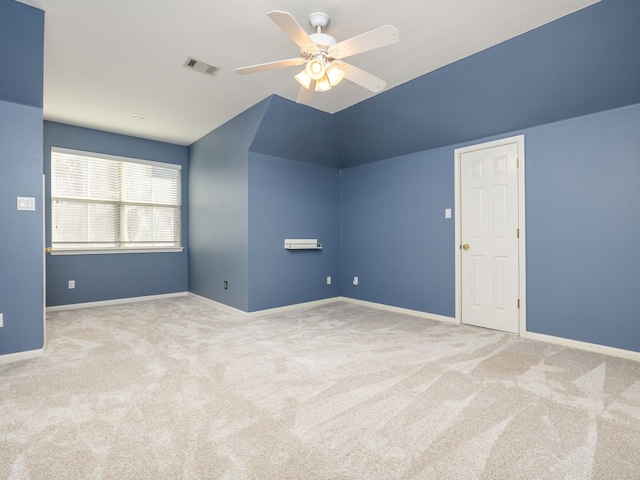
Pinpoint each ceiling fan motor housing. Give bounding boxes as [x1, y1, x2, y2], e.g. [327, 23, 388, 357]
[309, 33, 337, 50]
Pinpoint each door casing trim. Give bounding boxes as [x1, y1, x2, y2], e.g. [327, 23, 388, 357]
[454, 134, 527, 335]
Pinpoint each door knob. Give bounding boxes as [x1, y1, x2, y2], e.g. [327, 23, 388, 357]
[461, 244, 470, 250]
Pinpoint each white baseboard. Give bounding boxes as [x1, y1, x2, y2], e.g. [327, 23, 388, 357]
[523, 331, 640, 362]
[46, 292, 189, 312]
[188, 293, 344, 316]
[45, 292, 640, 362]
[187, 293, 248, 315]
[189, 293, 458, 323]
[0, 348, 44, 365]
[247, 297, 346, 316]
[342, 298, 640, 361]
[338, 297, 458, 324]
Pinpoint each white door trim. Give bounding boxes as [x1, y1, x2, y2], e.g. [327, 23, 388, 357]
[42, 174, 46, 350]
[454, 134, 527, 335]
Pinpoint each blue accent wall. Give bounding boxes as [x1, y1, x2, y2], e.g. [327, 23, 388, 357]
[333, 0, 640, 167]
[0, 0, 44, 107]
[339, 102, 640, 352]
[188, 99, 271, 311]
[0, 101, 44, 355]
[340, 148, 455, 316]
[43, 122, 189, 306]
[525, 103, 640, 352]
[0, 0, 44, 356]
[189, 96, 341, 312]
[248, 153, 340, 311]
[250, 95, 339, 168]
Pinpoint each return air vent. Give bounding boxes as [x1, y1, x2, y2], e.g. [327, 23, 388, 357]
[184, 57, 220, 76]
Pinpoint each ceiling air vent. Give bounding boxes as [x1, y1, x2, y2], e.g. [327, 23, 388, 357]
[184, 57, 220, 76]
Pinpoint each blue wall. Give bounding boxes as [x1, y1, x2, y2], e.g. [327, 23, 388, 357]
[189, 96, 342, 312]
[0, 101, 44, 355]
[0, 0, 43, 107]
[339, 103, 640, 352]
[248, 153, 340, 311]
[247, 96, 341, 311]
[340, 148, 455, 316]
[525, 104, 640, 352]
[0, 0, 44, 356]
[250, 95, 340, 168]
[333, 0, 640, 167]
[188, 99, 270, 311]
[43, 122, 189, 306]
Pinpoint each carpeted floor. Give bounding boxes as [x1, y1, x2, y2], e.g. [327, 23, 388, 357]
[1, 297, 640, 479]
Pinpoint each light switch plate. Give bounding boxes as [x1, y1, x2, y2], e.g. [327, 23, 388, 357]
[445, 208, 452, 219]
[17, 197, 36, 211]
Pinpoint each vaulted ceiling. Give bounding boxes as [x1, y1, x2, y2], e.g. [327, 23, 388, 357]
[17, 0, 599, 146]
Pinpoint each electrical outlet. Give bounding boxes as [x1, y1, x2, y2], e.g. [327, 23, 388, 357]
[224, 281, 228, 290]
[68, 280, 75, 289]
[353, 276, 359, 286]
[327, 276, 332, 285]
[0, 313, 3, 328]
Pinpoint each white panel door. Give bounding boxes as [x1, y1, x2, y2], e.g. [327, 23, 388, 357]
[460, 142, 519, 333]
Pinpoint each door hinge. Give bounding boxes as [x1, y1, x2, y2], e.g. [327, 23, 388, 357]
[517, 299, 520, 309]
[516, 158, 520, 168]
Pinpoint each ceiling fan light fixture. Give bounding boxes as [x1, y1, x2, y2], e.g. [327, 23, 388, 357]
[305, 56, 326, 80]
[326, 62, 345, 87]
[295, 69, 312, 89]
[314, 75, 332, 92]
[236, 10, 400, 102]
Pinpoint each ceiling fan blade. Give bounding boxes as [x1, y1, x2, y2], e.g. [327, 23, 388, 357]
[342, 62, 387, 92]
[329, 25, 399, 59]
[267, 10, 316, 50]
[235, 57, 306, 75]
[296, 83, 315, 104]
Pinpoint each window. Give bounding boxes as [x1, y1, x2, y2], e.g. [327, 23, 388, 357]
[50, 147, 182, 253]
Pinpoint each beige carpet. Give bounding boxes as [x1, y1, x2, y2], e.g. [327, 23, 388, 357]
[1, 297, 640, 479]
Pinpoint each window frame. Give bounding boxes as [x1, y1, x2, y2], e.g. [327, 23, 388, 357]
[49, 147, 184, 255]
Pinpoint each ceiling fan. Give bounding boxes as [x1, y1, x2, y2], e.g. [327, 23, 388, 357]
[235, 10, 400, 104]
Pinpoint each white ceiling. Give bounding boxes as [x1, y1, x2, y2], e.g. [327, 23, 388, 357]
[17, 0, 599, 146]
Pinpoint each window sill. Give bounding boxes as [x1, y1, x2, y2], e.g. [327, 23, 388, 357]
[48, 247, 185, 256]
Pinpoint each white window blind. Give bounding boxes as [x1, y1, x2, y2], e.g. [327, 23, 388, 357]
[51, 147, 182, 253]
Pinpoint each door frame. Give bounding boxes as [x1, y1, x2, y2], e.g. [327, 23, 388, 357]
[454, 134, 527, 335]
[42, 174, 46, 350]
